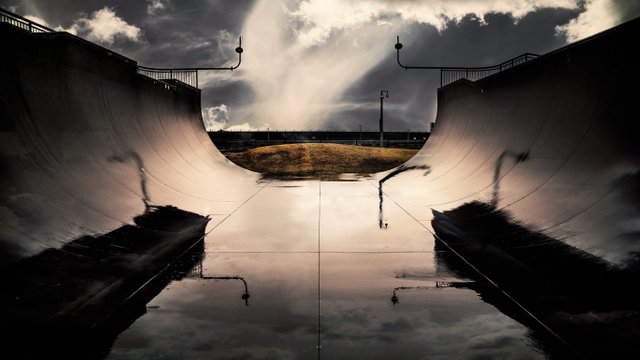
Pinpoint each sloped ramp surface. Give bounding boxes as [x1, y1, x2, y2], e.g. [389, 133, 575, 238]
[379, 17, 640, 358]
[0, 22, 261, 356]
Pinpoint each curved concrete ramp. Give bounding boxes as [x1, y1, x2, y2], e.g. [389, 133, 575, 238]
[1, 14, 640, 359]
[380, 17, 640, 358]
[387, 17, 640, 265]
[0, 23, 262, 356]
[0, 23, 260, 265]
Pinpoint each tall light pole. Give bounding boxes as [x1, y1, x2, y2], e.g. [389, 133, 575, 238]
[379, 90, 389, 147]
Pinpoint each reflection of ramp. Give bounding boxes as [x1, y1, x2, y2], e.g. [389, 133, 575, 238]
[0, 18, 260, 358]
[0, 206, 209, 358]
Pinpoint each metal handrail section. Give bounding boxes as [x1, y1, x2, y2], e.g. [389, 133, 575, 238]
[440, 53, 539, 86]
[1, 7, 55, 33]
[136, 67, 199, 89]
[136, 37, 243, 88]
[1, 7, 242, 89]
[395, 36, 539, 87]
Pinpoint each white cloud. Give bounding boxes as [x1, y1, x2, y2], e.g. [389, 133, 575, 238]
[56, 7, 141, 44]
[290, 0, 578, 48]
[555, 0, 620, 42]
[202, 104, 231, 131]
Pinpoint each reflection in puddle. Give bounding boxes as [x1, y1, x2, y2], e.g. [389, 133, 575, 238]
[109, 179, 544, 359]
[432, 200, 640, 358]
[0, 207, 209, 359]
[390, 281, 472, 305]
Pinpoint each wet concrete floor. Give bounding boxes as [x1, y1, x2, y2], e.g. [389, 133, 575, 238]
[108, 178, 543, 359]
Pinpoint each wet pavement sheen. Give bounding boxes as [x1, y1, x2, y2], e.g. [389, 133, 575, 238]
[109, 179, 542, 359]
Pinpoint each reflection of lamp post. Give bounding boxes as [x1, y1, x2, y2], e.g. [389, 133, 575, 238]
[390, 282, 456, 305]
[379, 90, 389, 147]
[200, 276, 251, 306]
[378, 164, 430, 229]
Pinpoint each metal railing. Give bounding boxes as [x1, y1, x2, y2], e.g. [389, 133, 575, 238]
[440, 53, 539, 86]
[1, 7, 55, 33]
[136, 36, 243, 88]
[1, 7, 242, 89]
[136, 67, 199, 88]
[395, 36, 539, 87]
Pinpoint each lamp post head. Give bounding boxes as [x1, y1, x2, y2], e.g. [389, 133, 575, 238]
[235, 36, 244, 54]
[395, 36, 403, 50]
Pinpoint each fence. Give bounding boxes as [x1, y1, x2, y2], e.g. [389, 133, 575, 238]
[1, 7, 55, 33]
[136, 67, 199, 88]
[440, 53, 539, 87]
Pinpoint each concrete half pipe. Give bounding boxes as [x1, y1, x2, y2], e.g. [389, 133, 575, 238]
[1, 12, 639, 359]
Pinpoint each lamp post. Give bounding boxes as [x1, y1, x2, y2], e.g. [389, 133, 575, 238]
[379, 90, 389, 147]
[137, 37, 244, 88]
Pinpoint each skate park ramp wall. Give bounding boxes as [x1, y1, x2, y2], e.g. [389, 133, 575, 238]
[382, 17, 640, 269]
[0, 22, 259, 267]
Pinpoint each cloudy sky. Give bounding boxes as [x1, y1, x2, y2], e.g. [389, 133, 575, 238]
[2, 0, 639, 131]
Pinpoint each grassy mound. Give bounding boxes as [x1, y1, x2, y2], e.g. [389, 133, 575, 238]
[224, 143, 418, 175]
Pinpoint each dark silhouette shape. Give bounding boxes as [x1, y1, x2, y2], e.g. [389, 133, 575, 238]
[431, 201, 640, 358]
[379, 90, 389, 147]
[187, 259, 251, 306]
[491, 150, 530, 207]
[378, 165, 431, 229]
[390, 282, 461, 305]
[200, 276, 251, 307]
[379, 182, 385, 229]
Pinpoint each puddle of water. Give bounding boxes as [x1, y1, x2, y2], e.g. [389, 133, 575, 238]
[108, 179, 544, 359]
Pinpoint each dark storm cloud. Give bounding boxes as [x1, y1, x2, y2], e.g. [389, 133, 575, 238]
[328, 8, 580, 132]
[0, 0, 254, 67]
